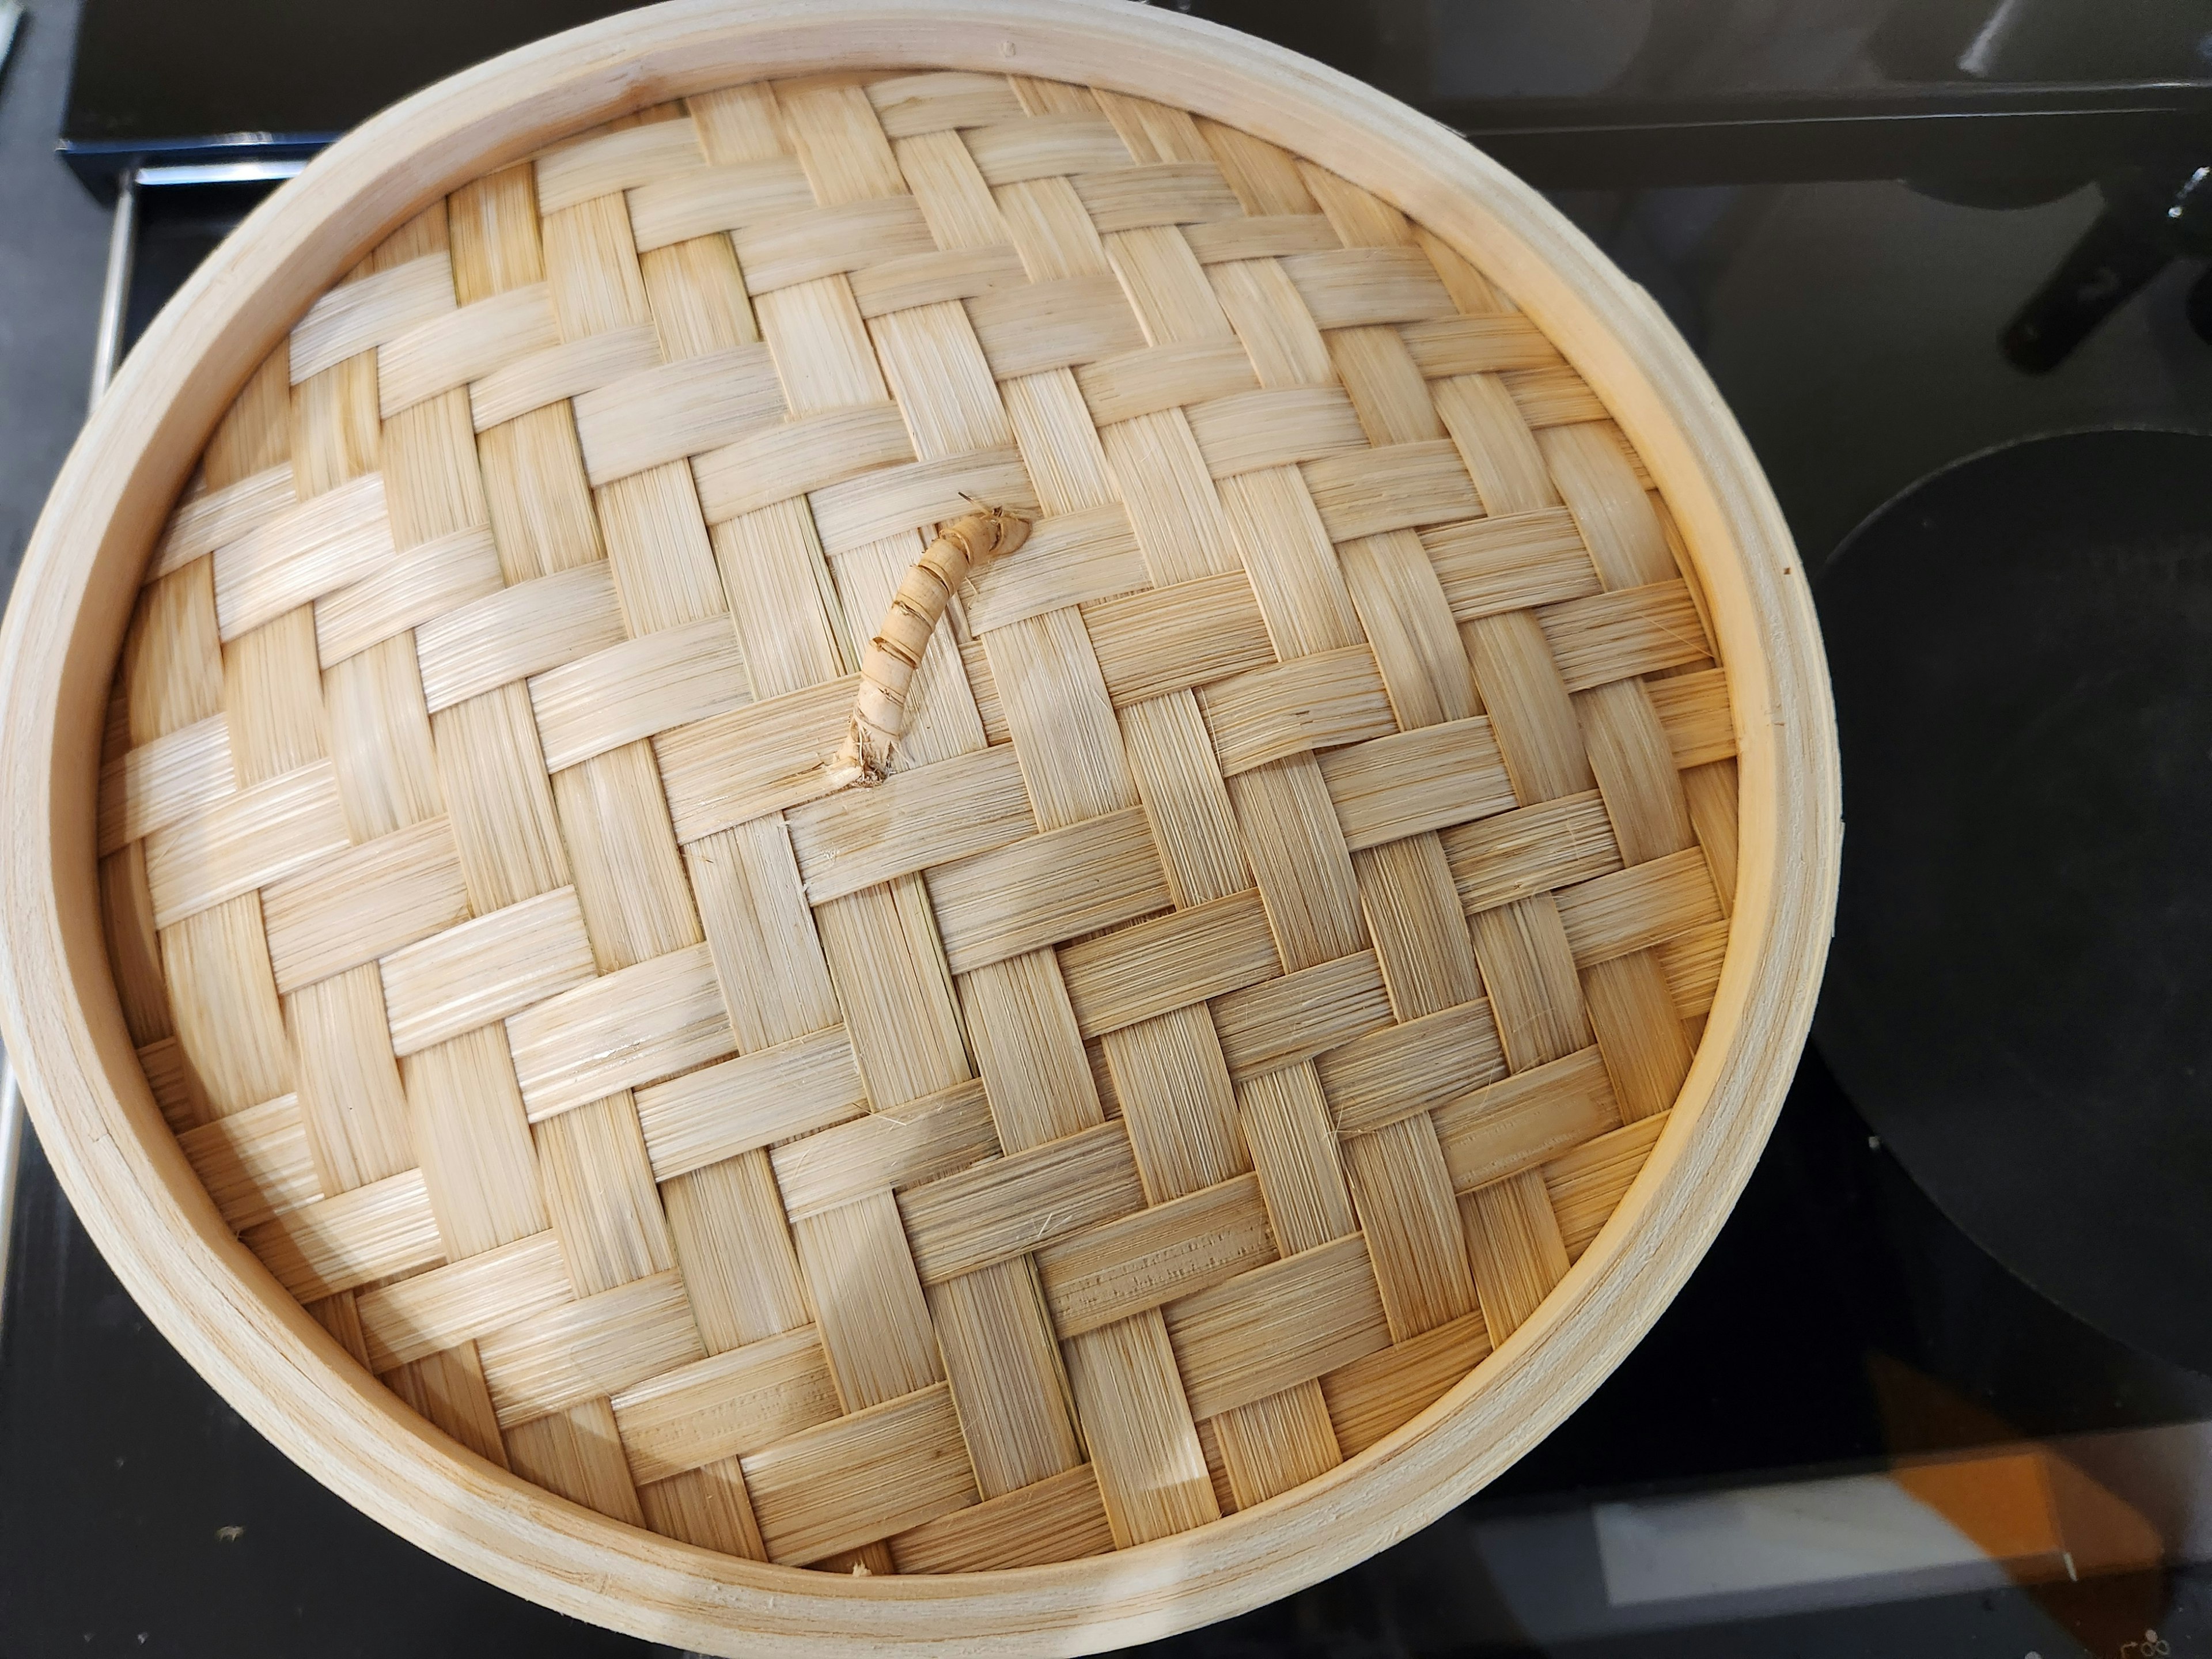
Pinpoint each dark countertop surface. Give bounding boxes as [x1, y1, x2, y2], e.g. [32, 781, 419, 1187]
[12, 3, 2212, 1653]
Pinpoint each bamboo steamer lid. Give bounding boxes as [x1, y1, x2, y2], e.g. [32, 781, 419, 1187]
[0, 2, 1838, 1651]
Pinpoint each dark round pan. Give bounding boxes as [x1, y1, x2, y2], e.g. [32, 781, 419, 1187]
[1816, 427, 2212, 1376]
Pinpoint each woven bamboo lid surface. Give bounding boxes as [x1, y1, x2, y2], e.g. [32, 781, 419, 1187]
[3, 3, 1836, 1652]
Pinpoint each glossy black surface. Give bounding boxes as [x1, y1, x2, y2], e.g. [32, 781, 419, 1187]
[1816, 429, 2212, 1378]
[20, 5, 2212, 1653]
[59, 0, 2212, 192]
[17, 1048, 2209, 1655]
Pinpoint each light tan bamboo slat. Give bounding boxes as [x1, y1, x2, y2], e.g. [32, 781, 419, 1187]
[82, 52, 1770, 1606]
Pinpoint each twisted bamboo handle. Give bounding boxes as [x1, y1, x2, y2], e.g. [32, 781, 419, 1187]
[823, 505, 1031, 790]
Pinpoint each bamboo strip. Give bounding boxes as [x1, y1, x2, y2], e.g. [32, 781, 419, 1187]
[1582, 950, 1696, 1122]
[897, 1122, 1146, 1284]
[770, 1080, 998, 1222]
[503, 1398, 643, 1525]
[374, 283, 561, 418]
[97, 713, 235, 855]
[123, 560, 224, 745]
[1336, 528, 1479, 728]
[1318, 717, 1516, 851]
[1430, 1046, 1621, 1194]
[847, 245, 1028, 317]
[259, 815, 468, 993]
[210, 471, 393, 641]
[286, 965, 414, 1192]
[635, 1459, 768, 1560]
[290, 252, 456, 382]
[243, 1168, 444, 1301]
[927, 1260, 1082, 1495]
[534, 1091, 675, 1294]
[631, 1027, 868, 1183]
[1211, 1382, 1340, 1509]
[571, 345, 786, 486]
[1327, 325, 1441, 446]
[1081, 570, 1277, 707]
[1186, 388, 1365, 479]
[1339, 1116, 1480, 1340]
[1538, 422, 1674, 591]
[1422, 508, 1601, 622]
[1164, 1236, 1390, 1421]
[1647, 668, 1736, 768]
[387, 1342, 510, 1470]
[959, 504, 1145, 631]
[157, 895, 293, 1115]
[528, 613, 749, 772]
[222, 612, 328, 787]
[1546, 1111, 1669, 1261]
[659, 1151, 810, 1354]
[1399, 314, 1560, 378]
[505, 942, 734, 1122]
[683, 816, 840, 1052]
[1466, 893, 1594, 1073]
[740, 1382, 978, 1565]
[479, 1271, 706, 1428]
[960, 949, 1103, 1148]
[1536, 580, 1711, 694]
[1100, 1006, 1247, 1205]
[611, 1325, 841, 1485]
[147, 464, 296, 582]
[1441, 790, 1623, 916]
[143, 759, 349, 931]
[101, 845, 169, 1047]
[1063, 1312, 1219, 1547]
[1316, 999, 1508, 1137]
[402, 1023, 548, 1258]
[1117, 690, 1253, 907]
[791, 1191, 945, 1411]
[313, 524, 503, 668]
[1210, 950, 1392, 1082]
[354, 1230, 572, 1374]
[1461, 1170, 1570, 1343]
[1035, 1172, 1274, 1338]
[535, 118, 706, 213]
[1575, 677, 1696, 868]
[1182, 214, 1337, 264]
[1319, 1308, 1492, 1457]
[1074, 340, 1257, 426]
[377, 885, 596, 1056]
[1232, 1062, 1358, 1254]
[867, 70, 1026, 137]
[1683, 758, 1740, 915]
[1431, 373, 1554, 517]
[923, 808, 1171, 975]
[887, 1463, 1114, 1573]
[1461, 608, 1596, 805]
[430, 683, 573, 913]
[1056, 890, 1277, 1039]
[1298, 444, 1478, 550]
[1224, 755, 1366, 972]
[176, 1095, 319, 1232]
[1209, 257, 1331, 388]
[414, 561, 625, 712]
[468, 326, 663, 431]
[1552, 846, 1725, 969]
[653, 676, 855, 843]
[625, 158, 817, 252]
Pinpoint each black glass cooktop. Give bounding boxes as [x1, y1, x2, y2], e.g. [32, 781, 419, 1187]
[16, 3, 2212, 1654]
[59, 0, 2212, 191]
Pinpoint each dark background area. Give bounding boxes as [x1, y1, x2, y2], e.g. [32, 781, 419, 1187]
[7, 2, 2212, 1654]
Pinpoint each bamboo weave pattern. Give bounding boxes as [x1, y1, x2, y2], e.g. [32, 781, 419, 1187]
[99, 69, 1739, 1573]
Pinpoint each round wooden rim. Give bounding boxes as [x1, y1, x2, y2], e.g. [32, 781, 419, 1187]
[0, 3, 1839, 1652]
